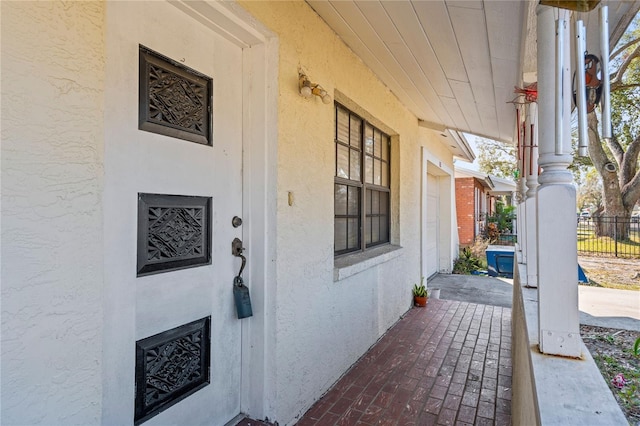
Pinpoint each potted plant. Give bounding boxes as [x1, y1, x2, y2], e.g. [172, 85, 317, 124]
[413, 277, 428, 307]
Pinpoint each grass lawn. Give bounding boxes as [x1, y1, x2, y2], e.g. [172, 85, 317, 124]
[577, 226, 640, 258]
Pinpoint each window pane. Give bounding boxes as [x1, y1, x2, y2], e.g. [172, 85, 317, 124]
[337, 144, 349, 179]
[366, 190, 389, 245]
[350, 149, 360, 181]
[350, 115, 361, 147]
[366, 189, 372, 215]
[347, 218, 359, 249]
[365, 155, 373, 184]
[334, 219, 347, 252]
[347, 186, 359, 216]
[380, 191, 388, 215]
[382, 161, 388, 187]
[381, 135, 389, 161]
[374, 129, 382, 158]
[371, 217, 380, 242]
[371, 190, 380, 214]
[380, 216, 388, 242]
[373, 159, 381, 186]
[365, 124, 374, 154]
[365, 216, 372, 244]
[335, 184, 347, 216]
[337, 108, 349, 144]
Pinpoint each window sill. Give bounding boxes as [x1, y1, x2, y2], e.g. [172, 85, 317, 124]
[334, 245, 403, 282]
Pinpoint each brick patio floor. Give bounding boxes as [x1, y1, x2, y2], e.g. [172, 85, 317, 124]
[294, 299, 512, 426]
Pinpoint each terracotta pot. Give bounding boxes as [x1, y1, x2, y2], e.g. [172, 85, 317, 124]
[414, 296, 427, 307]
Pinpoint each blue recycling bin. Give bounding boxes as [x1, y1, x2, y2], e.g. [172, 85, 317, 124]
[486, 245, 515, 278]
[485, 245, 588, 282]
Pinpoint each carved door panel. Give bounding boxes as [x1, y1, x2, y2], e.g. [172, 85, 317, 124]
[104, 2, 245, 425]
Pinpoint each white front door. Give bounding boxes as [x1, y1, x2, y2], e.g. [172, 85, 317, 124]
[104, 2, 246, 424]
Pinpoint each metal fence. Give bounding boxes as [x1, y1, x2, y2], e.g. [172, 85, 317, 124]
[493, 234, 517, 246]
[577, 216, 640, 258]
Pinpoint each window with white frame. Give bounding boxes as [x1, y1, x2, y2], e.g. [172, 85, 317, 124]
[334, 103, 390, 256]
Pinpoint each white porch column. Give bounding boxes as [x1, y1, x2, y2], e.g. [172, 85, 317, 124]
[516, 108, 526, 258]
[536, 6, 580, 357]
[520, 107, 532, 264]
[525, 103, 539, 288]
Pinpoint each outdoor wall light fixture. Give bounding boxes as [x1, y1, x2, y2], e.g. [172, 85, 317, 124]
[298, 71, 331, 104]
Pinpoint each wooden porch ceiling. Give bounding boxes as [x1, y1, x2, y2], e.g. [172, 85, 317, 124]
[307, 0, 640, 146]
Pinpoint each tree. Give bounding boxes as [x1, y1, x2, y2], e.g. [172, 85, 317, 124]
[476, 137, 517, 179]
[576, 168, 603, 211]
[584, 13, 640, 238]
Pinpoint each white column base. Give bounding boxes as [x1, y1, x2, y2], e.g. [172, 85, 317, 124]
[525, 196, 537, 287]
[520, 202, 527, 263]
[537, 183, 580, 357]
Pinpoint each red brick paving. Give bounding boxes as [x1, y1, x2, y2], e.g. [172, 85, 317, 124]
[294, 299, 512, 425]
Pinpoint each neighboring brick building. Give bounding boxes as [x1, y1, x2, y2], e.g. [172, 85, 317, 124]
[455, 167, 516, 246]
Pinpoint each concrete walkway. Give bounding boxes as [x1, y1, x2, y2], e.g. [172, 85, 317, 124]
[579, 286, 640, 331]
[429, 274, 640, 331]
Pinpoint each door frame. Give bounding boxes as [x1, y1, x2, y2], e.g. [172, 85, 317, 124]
[420, 147, 455, 278]
[237, 17, 279, 422]
[167, 2, 279, 419]
[180, 2, 281, 419]
[426, 172, 441, 278]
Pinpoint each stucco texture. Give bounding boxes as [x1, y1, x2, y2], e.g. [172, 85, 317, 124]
[239, 1, 453, 423]
[1, 1, 105, 424]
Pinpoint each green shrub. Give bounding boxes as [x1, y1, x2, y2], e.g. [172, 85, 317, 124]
[453, 247, 483, 274]
[469, 237, 489, 268]
[487, 203, 516, 233]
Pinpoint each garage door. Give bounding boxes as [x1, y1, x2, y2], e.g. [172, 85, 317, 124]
[426, 173, 440, 278]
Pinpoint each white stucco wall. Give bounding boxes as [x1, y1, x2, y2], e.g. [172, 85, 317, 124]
[239, 2, 455, 424]
[1, 2, 105, 424]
